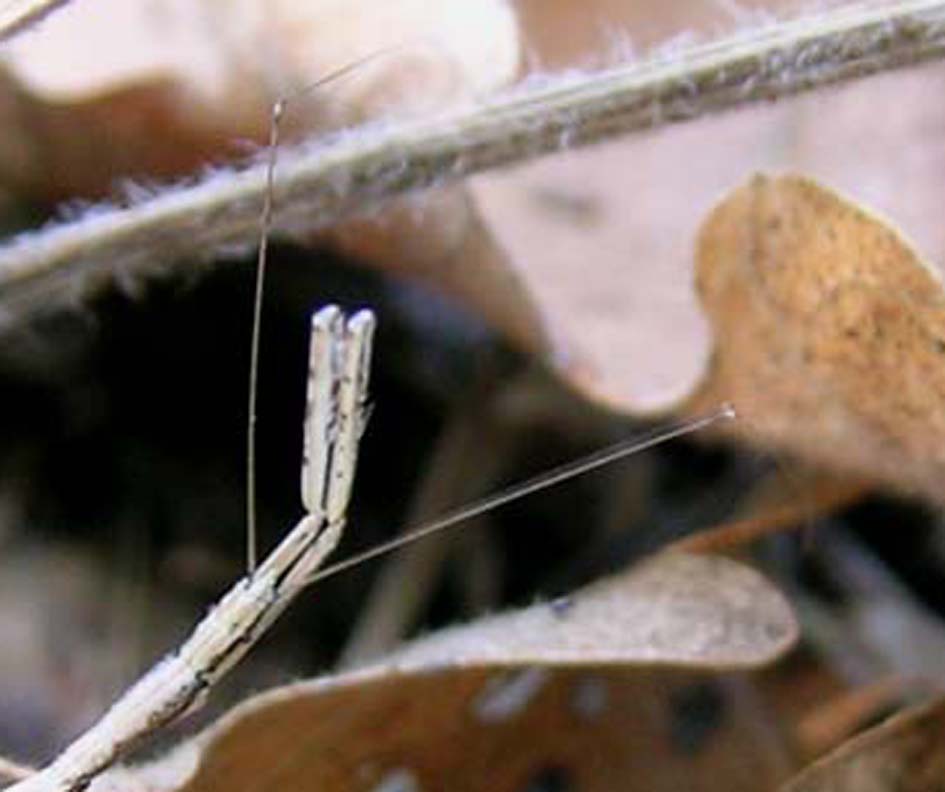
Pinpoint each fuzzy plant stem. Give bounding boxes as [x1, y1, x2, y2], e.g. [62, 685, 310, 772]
[0, 0, 74, 44]
[1, 0, 944, 321]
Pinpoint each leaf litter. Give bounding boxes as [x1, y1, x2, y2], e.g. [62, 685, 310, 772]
[87, 551, 798, 792]
[1, 1, 945, 791]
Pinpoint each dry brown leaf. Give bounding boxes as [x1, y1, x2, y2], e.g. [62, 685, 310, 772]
[89, 552, 797, 792]
[688, 174, 945, 505]
[781, 695, 945, 792]
[387, 552, 797, 670]
[164, 669, 795, 792]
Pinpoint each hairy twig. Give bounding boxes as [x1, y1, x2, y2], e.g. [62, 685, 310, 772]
[1, 1, 945, 322]
[0, 0, 73, 43]
[0, 756, 34, 784]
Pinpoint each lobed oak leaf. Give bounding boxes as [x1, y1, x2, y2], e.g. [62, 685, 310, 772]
[688, 174, 945, 505]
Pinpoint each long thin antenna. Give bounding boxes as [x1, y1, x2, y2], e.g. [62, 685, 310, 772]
[246, 50, 415, 575]
[246, 97, 282, 576]
[306, 403, 735, 586]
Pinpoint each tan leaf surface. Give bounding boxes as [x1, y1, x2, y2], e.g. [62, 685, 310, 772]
[781, 696, 945, 792]
[387, 552, 797, 670]
[688, 174, 945, 504]
[165, 669, 794, 792]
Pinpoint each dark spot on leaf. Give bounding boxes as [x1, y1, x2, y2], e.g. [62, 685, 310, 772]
[549, 596, 574, 618]
[668, 680, 727, 755]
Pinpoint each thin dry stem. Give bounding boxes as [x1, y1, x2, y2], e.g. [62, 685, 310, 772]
[1, 1, 945, 322]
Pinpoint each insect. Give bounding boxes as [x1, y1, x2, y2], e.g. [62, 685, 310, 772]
[2, 61, 733, 792]
[10, 305, 374, 792]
